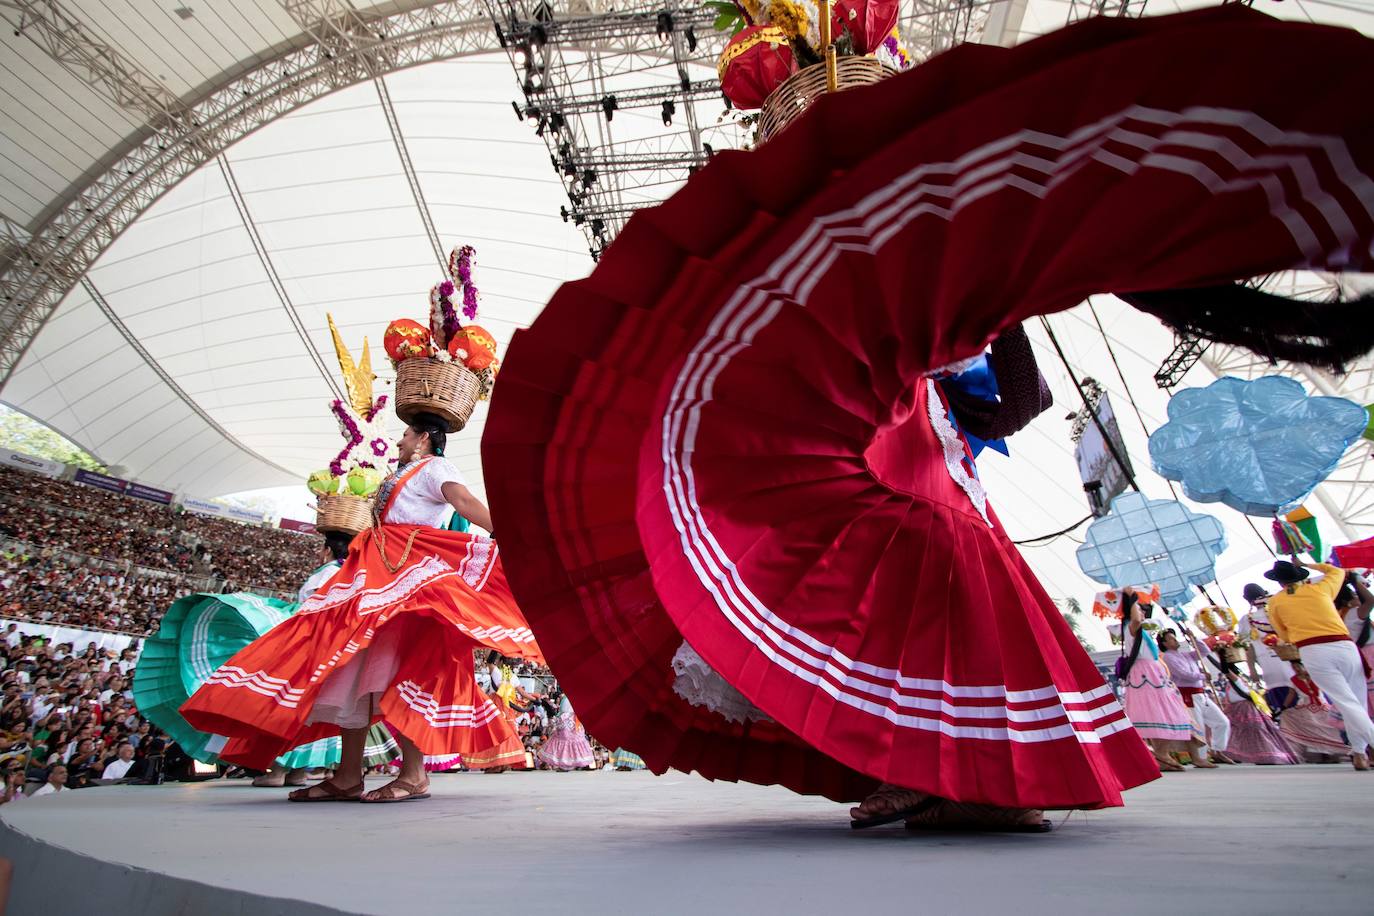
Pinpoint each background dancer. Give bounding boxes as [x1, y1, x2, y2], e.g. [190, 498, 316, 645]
[1160, 630, 1235, 765]
[133, 532, 397, 786]
[183, 412, 541, 803]
[1265, 561, 1374, 770]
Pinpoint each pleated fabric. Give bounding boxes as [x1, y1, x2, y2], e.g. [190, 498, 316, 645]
[182, 528, 543, 769]
[134, 592, 346, 768]
[483, 7, 1374, 806]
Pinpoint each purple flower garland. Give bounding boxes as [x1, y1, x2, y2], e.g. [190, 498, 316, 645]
[453, 245, 479, 320]
[329, 398, 363, 477]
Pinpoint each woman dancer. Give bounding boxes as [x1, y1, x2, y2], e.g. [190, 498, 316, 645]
[133, 532, 400, 786]
[1336, 573, 1374, 715]
[183, 412, 539, 802]
[1118, 594, 1216, 772]
[537, 691, 595, 771]
[1217, 665, 1298, 766]
[482, 6, 1374, 832]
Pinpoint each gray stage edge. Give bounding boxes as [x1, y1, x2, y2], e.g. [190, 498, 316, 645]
[1, 766, 1372, 916]
[0, 816, 354, 916]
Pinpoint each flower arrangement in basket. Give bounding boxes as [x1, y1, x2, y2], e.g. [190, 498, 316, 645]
[385, 244, 500, 433]
[710, 0, 908, 140]
[307, 315, 394, 534]
[1194, 605, 1252, 664]
[1260, 633, 1303, 662]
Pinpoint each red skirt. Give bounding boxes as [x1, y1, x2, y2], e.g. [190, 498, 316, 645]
[182, 528, 542, 769]
[483, 8, 1373, 806]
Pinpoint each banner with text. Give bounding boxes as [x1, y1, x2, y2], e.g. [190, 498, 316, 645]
[279, 518, 317, 534]
[127, 482, 174, 505]
[73, 468, 128, 494]
[181, 497, 268, 525]
[0, 449, 64, 478]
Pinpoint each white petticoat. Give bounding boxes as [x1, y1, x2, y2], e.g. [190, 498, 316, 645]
[670, 642, 771, 724]
[306, 624, 405, 729]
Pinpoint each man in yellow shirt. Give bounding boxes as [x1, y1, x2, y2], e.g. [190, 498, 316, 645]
[1265, 559, 1374, 770]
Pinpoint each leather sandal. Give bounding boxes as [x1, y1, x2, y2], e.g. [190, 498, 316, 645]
[849, 783, 940, 829]
[904, 800, 1053, 833]
[360, 778, 431, 803]
[287, 780, 363, 802]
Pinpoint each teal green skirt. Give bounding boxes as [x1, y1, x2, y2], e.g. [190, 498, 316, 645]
[133, 592, 396, 769]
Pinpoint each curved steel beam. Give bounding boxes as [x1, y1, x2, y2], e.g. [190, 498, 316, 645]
[0, 0, 504, 389]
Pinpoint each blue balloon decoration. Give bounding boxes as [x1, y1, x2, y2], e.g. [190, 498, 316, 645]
[1149, 375, 1368, 517]
[1076, 492, 1228, 607]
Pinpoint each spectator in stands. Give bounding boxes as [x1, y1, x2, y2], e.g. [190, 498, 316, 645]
[101, 742, 137, 781]
[31, 763, 67, 797]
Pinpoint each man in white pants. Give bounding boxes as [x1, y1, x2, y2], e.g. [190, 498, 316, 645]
[1265, 559, 1374, 770]
[1160, 631, 1235, 764]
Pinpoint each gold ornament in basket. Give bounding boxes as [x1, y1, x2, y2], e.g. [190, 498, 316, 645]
[315, 493, 374, 536]
[394, 358, 481, 433]
[1275, 642, 1302, 662]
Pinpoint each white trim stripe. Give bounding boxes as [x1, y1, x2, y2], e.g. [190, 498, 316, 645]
[204, 666, 305, 709]
[657, 104, 1374, 744]
[395, 680, 507, 729]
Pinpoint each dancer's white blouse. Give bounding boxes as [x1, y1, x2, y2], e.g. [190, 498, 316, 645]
[382, 457, 467, 527]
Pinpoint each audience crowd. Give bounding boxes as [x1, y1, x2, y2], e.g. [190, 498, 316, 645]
[0, 465, 318, 636]
[0, 633, 189, 802]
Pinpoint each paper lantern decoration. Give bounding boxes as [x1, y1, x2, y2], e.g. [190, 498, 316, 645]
[831, 0, 900, 55]
[1149, 375, 1368, 516]
[448, 324, 499, 371]
[384, 319, 432, 362]
[718, 25, 794, 110]
[1091, 584, 1162, 621]
[307, 470, 339, 496]
[346, 465, 383, 497]
[1076, 492, 1227, 608]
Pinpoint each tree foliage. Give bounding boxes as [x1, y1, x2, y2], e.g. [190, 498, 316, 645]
[0, 405, 106, 472]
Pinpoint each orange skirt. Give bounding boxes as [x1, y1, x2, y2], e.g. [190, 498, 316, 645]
[182, 527, 543, 769]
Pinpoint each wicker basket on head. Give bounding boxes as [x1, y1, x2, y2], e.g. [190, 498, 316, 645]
[758, 57, 896, 143]
[394, 358, 481, 433]
[1274, 642, 1302, 662]
[315, 493, 373, 536]
[1218, 646, 1247, 665]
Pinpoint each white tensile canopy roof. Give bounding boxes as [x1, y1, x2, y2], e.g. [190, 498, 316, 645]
[2, 0, 1372, 627]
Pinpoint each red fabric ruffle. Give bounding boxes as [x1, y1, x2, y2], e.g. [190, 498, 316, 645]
[483, 7, 1374, 805]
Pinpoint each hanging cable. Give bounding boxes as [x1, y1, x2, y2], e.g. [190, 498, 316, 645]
[1013, 514, 1093, 545]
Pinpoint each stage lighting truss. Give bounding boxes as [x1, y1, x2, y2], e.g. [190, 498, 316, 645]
[488, 0, 745, 259]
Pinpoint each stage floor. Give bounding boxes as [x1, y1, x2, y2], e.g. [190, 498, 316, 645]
[2, 765, 1371, 915]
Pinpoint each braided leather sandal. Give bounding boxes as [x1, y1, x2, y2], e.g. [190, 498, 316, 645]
[903, 799, 1052, 833]
[360, 778, 431, 803]
[287, 780, 363, 802]
[849, 783, 941, 830]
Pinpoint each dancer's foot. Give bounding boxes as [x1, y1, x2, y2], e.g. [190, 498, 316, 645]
[252, 765, 289, 787]
[287, 779, 363, 802]
[905, 800, 1052, 833]
[1192, 757, 1219, 769]
[1352, 752, 1369, 771]
[1211, 751, 1239, 765]
[849, 783, 938, 829]
[284, 768, 309, 786]
[360, 776, 430, 803]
